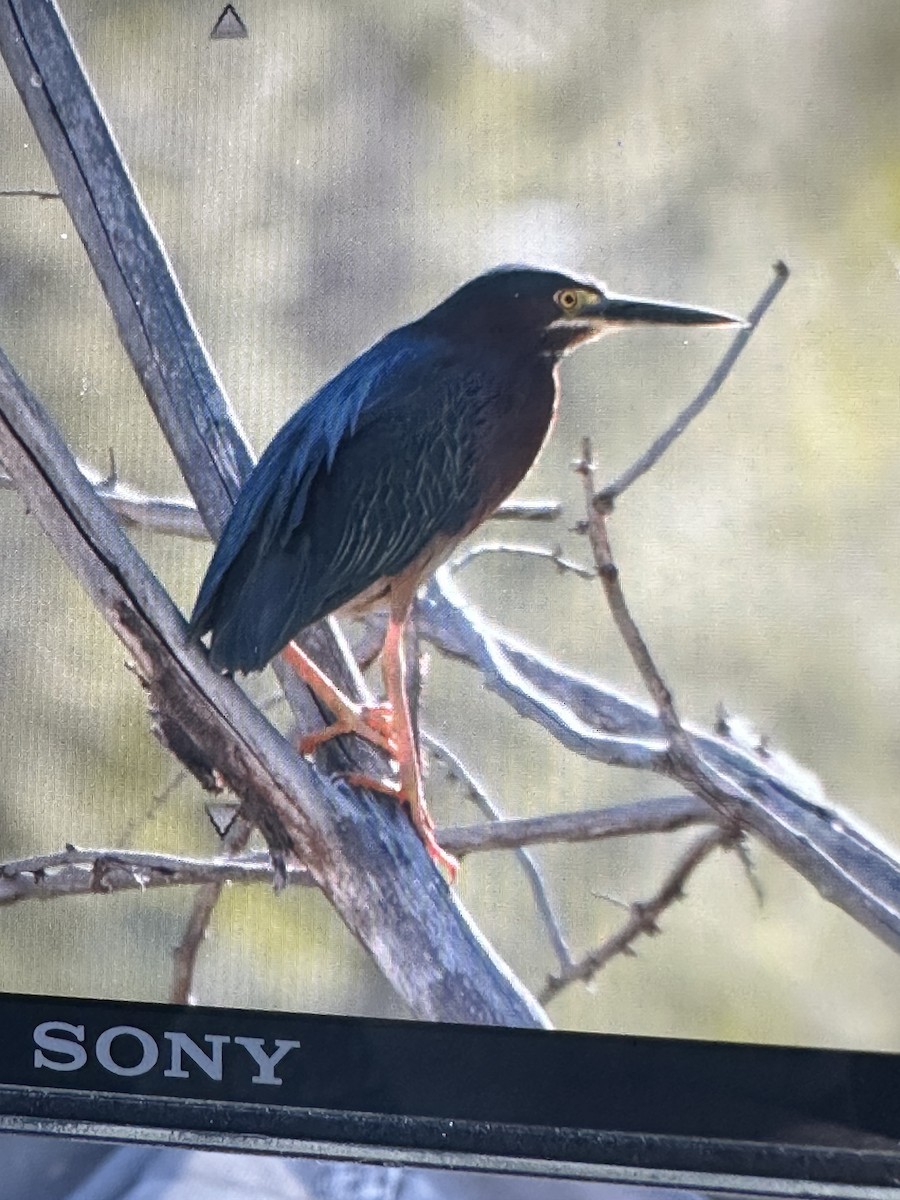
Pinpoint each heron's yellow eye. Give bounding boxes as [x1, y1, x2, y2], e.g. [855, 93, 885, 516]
[555, 288, 580, 313]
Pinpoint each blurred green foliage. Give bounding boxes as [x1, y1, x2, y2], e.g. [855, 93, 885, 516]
[1, 0, 899, 1050]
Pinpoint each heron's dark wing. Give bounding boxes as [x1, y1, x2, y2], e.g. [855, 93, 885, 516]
[189, 330, 487, 672]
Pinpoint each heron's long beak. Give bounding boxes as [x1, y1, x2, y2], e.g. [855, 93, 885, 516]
[591, 292, 746, 329]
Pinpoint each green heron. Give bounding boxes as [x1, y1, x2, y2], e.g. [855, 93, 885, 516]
[189, 266, 743, 877]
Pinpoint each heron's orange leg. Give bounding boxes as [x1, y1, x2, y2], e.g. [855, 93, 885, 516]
[280, 640, 398, 757]
[281, 611, 458, 881]
[377, 602, 458, 880]
[340, 768, 457, 882]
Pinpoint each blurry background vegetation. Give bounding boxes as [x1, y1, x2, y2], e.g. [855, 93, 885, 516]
[0, 0, 899, 1051]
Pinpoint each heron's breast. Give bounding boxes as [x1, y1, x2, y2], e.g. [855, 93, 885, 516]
[469, 358, 559, 515]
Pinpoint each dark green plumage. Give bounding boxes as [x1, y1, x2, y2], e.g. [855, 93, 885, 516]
[189, 266, 741, 672]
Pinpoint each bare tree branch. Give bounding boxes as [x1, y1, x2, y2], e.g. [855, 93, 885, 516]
[422, 570, 668, 770]
[449, 541, 594, 580]
[441, 794, 713, 855]
[0, 796, 713, 907]
[83, 468, 207, 539]
[419, 566, 900, 955]
[578, 436, 750, 845]
[0, 463, 561, 543]
[0, 186, 59, 199]
[424, 731, 575, 970]
[490, 499, 563, 522]
[598, 261, 790, 504]
[577, 437, 688, 740]
[540, 826, 734, 1004]
[0, 844, 313, 905]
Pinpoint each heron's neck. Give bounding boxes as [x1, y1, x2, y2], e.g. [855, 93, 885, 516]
[467, 347, 559, 515]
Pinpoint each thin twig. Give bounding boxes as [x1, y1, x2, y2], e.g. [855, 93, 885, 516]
[598, 261, 789, 504]
[0, 797, 714, 908]
[449, 541, 594, 580]
[0, 186, 60, 199]
[423, 731, 575, 970]
[540, 826, 733, 1003]
[490, 499, 562, 522]
[734, 837, 765, 905]
[171, 814, 254, 1005]
[119, 768, 193, 847]
[577, 439, 685, 740]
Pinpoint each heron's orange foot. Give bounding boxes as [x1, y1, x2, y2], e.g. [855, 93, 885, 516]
[360, 702, 397, 747]
[421, 835, 459, 883]
[281, 642, 400, 755]
[297, 701, 399, 758]
[339, 770, 459, 883]
[340, 769, 403, 800]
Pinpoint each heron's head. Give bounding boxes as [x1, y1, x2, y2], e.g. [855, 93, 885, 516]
[425, 265, 745, 358]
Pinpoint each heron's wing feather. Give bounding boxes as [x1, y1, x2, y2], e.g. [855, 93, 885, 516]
[290, 369, 481, 615]
[189, 331, 483, 672]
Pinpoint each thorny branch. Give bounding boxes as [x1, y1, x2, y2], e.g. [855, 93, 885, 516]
[540, 826, 736, 1004]
[0, 795, 713, 906]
